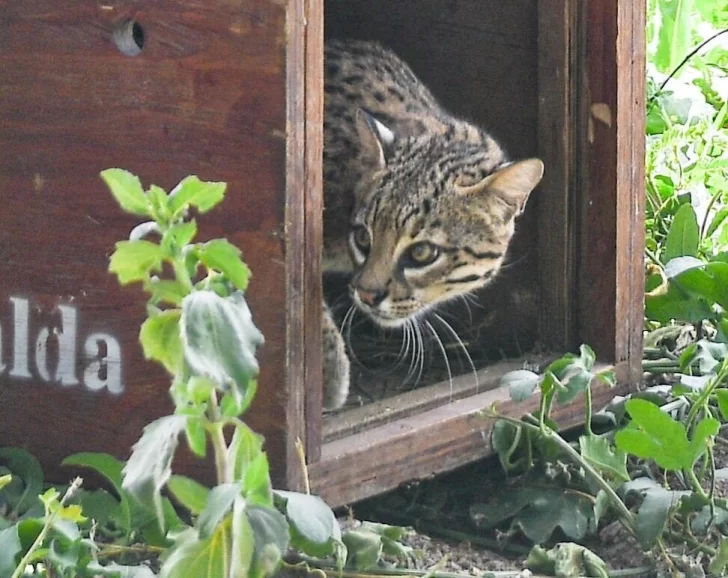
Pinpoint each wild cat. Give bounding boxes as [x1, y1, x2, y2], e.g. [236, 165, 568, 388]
[321, 39, 543, 410]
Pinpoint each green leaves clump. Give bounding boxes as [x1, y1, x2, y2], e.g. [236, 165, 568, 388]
[96, 169, 348, 578]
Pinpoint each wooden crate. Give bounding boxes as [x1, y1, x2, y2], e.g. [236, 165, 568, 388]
[0, 0, 645, 507]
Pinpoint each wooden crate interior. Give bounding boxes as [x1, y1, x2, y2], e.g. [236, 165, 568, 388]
[322, 0, 551, 413]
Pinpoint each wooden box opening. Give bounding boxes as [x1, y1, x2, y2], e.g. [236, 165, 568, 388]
[306, 0, 645, 504]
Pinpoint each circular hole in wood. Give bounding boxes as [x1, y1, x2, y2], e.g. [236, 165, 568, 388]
[113, 19, 145, 56]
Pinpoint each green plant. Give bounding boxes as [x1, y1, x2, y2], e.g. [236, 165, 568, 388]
[93, 168, 345, 577]
[486, 344, 728, 575]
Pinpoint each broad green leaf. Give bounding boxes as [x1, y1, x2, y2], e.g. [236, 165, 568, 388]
[0, 447, 44, 515]
[147, 184, 170, 224]
[671, 261, 728, 310]
[653, 0, 695, 73]
[227, 425, 268, 499]
[168, 475, 210, 516]
[664, 203, 700, 261]
[556, 368, 592, 404]
[243, 453, 273, 506]
[160, 521, 233, 578]
[181, 290, 264, 395]
[645, 283, 715, 323]
[122, 415, 187, 530]
[274, 490, 341, 557]
[579, 435, 629, 483]
[579, 343, 596, 370]
[526, 543, 609, 578]
[109, 240, 165, 285]
[707, 206, 728, 239]
[473, 486, 592, 543]
[0, 526, 22, 577]
[166, 221, 198, 249]
[501, 370, 540, 402]
[16, 517, 44, 550]
[169, 176, 227, 215]
[199, 483, 241, 539]
[62, 452, 125, 499]
[74, 488, 122, 528]
[101, 168, 149, 216]
[622, 478, 689, 548]
[148, 280, 189, 307]
[247, 504, 289, 577]
[343, 530, 383, 570]
[197, 239, 251, 291]
[184, 417, 207, 458]
[716, 390, 728, 421]
[231, 497, 254, 578]
[615, 398, 690, 470]
[687, 417, 720, 466]
[220, 380, 258, 418]
[139, 309, 182, 374]
[0, 474, 10, 491]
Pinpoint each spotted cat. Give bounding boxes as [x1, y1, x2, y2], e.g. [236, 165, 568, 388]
[322, 39, 543, 410]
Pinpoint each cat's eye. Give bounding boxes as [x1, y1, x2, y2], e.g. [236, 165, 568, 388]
[351, 225, 371, 252]
[403, 241, 439, 267]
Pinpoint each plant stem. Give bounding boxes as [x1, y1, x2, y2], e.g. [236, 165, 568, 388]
[11, 478, 83, 578]
[685, 356, 728, 432]
[485, 411, 638, 537]
[208, 391, 232, 484]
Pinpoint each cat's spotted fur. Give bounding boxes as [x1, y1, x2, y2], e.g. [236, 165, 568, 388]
[322, 39, 543, 410]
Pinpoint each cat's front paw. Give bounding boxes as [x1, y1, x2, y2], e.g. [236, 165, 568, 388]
[322, 303, 350, 410]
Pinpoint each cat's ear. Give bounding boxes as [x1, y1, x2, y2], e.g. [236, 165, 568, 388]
[355, 109, 395, 170]
[456, 158, 544, 215]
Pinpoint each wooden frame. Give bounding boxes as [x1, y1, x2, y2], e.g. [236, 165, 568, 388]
[304, 0, 646, 506]
[0, 0, 644, 508]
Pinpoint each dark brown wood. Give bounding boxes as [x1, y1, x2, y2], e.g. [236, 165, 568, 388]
[303, 0, 325, 464]
[311, 362, 631, 507]
[324, 355, 554, 442]
[0, 0, 296, 486]
[578, 0, 646, 379]
[283, 0, 309, 492]
[0, 0, 645, 506]
[537, 0, 578, 351]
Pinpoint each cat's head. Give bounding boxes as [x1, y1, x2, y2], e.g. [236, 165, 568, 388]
[347, 110, 543, 328]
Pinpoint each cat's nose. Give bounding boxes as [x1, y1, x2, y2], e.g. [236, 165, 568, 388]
[356, 287, 388, 307]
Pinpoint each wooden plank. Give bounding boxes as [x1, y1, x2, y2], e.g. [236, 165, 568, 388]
[615, 0, 647, 383]
[283, 0, 309, 491]
[577, 0, 646, 373]
[0, 0, 292, 485]
[303, 0, 325, 464]
[311, 362, 631, 507]
[323, 355, 554, 442]
[537, 0, 578, 351]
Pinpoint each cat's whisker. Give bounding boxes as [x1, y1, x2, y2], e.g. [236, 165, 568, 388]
[402, 320, 419, 387]
[425, 319, 454, 401]
[342, 305, 367, 370]
[412, 318, 426, 389]
[433, 312, 479, 393]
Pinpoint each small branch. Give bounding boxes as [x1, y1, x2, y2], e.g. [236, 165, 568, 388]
[208, 391, 232, 484]
[295, 437, 311, 495]
[648, 28, 728, 111]
[11, 478, 83, 578]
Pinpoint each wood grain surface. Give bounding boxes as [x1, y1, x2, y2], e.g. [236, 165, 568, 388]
[0, 0, 303, 487]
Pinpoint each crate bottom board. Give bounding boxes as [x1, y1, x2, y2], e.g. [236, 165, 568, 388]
[312, 356, 631, 507]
